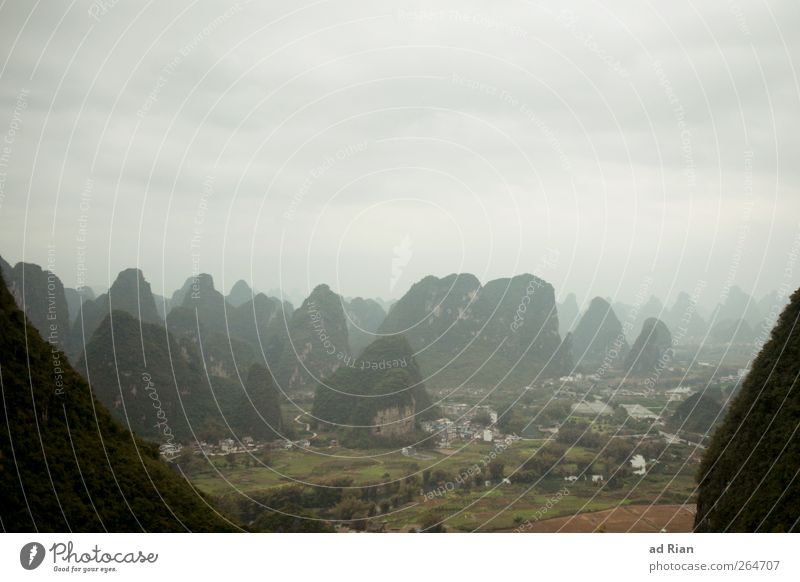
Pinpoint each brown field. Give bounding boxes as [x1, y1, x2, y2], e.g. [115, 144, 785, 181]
[516, 504, 696, 533]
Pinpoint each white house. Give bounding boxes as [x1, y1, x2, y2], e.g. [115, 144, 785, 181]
[622, 404, 659, 420]
[219, 438, 236, 453]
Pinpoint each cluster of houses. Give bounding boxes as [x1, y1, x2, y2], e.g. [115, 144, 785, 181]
[421, 404, 502, 447]
[187, 436, 259, 456]
[184, 436, 312, 456]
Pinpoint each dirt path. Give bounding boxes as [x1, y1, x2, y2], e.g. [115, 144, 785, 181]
[293, 414, 317, 440]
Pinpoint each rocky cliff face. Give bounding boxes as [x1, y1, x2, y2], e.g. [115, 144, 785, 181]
[77, 271, 288, 444]
[165, 273, 258, 380]
[79, 309, 286, 444]
[276, 284, 350, 393]
[371, 403, 416, 437]
[79, 311, 204, 441]
[312, 334, 432, 433]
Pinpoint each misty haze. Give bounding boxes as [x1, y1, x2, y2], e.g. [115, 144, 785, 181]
[1, 0, 799, 542]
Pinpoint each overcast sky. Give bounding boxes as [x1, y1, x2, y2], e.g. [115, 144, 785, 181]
[1, 0, 798, 311]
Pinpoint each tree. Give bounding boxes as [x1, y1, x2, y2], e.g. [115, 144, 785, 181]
[472, 410, 492, 426]
[606, 439, 635, 463]
[420, 512, 445, 533]
[252, 506, 334, 533]
[258, 448, 273, 466]
[333, 493, 370, 521]
[488, 460, 505, 481]
[422, 468, 432, 486]
[225, 452, 236, 468]
[173, 449, 203, 475]
[431, 469, 451, 486]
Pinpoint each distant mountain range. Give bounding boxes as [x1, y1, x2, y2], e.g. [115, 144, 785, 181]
[4, 250, 799, 532]
[2, 253, 790, 446]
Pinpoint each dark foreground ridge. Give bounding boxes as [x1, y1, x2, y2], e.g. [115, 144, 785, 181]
[0, 271, 239, 532]
[695, 287, 800, 532]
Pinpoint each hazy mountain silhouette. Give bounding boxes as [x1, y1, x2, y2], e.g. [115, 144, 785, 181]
[557, 293, 579, 338]
[2, 259, 72, 357]
[344, 297, 387, 356]
[709, 318, 756, 345]
[64, 286, 95, 322]
[571, 297, 628, 369]
[711, 286, 763, 329]
[227, 279, 254, 308]
[71, 268, 161, 359]
[624, 318, 672, 376]
[664, 291, 707, 344]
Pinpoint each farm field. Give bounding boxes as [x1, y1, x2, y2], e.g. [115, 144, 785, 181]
[508, 504, 696, 532]
[186, 438, 700, 532]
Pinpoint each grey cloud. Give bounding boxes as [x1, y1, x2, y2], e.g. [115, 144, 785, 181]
[0, 0, 798, 307]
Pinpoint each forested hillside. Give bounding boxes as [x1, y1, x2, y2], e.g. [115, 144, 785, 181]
[695, 288, 800, 532]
